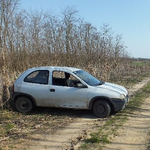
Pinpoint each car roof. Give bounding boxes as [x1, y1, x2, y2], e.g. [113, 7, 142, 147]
[28, 66, 81, 73]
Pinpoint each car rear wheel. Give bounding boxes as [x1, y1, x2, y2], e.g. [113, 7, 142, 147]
[93, 101, 111, 118]
[15, 97, 33, 113]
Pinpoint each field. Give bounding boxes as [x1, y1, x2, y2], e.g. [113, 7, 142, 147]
[1, 65, 150, 150]
[1, 1, 150, 149]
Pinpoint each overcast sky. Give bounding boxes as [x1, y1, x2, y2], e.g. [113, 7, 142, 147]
[20, 0, 150, 58]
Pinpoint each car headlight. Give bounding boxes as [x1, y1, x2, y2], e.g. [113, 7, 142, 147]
[120, 94, 125, 100]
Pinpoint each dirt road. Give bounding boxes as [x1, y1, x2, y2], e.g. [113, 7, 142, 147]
[103, 96, 150, 150]
[22, 77, 150, 150]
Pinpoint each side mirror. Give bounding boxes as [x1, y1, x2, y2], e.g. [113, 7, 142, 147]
[76, 83, 87, 88]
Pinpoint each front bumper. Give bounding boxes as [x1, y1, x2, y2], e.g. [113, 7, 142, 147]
[111, 95, 129, 112]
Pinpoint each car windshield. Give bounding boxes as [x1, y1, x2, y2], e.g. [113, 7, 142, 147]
[74, 70, 104, 86]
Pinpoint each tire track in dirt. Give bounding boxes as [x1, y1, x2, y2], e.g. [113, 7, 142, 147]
[22, 77, 150, 150]
[103, 96, 150, 150]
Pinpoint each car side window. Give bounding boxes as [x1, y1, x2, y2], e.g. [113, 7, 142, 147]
[24, 70, 49, 85]
[52, 71, 80, 87]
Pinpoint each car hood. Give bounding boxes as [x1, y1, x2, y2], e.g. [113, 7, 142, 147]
[96, 82, 128, 96]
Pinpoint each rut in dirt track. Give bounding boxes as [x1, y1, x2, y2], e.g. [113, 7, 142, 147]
[104, 94, 150, 150]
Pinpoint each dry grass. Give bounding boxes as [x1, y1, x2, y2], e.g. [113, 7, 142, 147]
[0, 107, 83, 150]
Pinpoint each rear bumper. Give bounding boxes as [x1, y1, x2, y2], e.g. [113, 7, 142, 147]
[111, 95, 129, 112]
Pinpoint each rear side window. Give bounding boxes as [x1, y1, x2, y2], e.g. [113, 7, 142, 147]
[24, 70, 49, 85]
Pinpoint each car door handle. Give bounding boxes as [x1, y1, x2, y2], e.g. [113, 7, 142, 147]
[50, 89, 55, 92]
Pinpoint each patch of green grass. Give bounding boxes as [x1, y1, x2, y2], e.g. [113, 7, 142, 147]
[5, 123, 15, 131]
[85, 136, 101, 143]
[132, 60, 150, 67]
[129, 77, 142, 84]
[78, 82, 150, 150]
[84, 132, 110, 144]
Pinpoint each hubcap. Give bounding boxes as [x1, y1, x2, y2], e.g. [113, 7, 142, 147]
[97, 105, 105, 114]
[20, 100, 29, 110]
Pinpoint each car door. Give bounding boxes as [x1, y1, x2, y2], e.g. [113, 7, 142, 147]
[22, 70, 50, 106]
[47, 71, 89, 109]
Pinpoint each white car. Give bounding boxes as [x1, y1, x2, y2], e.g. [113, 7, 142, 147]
[12, 66, 129, 118]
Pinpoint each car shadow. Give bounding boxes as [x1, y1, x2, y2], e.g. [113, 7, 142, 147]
[31, 107, 97, 119]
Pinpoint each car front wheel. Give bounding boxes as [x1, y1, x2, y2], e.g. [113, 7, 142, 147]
[15, 97, 33, 113]
[93, 101, 111, 118]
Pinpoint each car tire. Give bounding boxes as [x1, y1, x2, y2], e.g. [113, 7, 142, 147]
[15, 97, 33, 113]
[93, 100, 111, 118]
